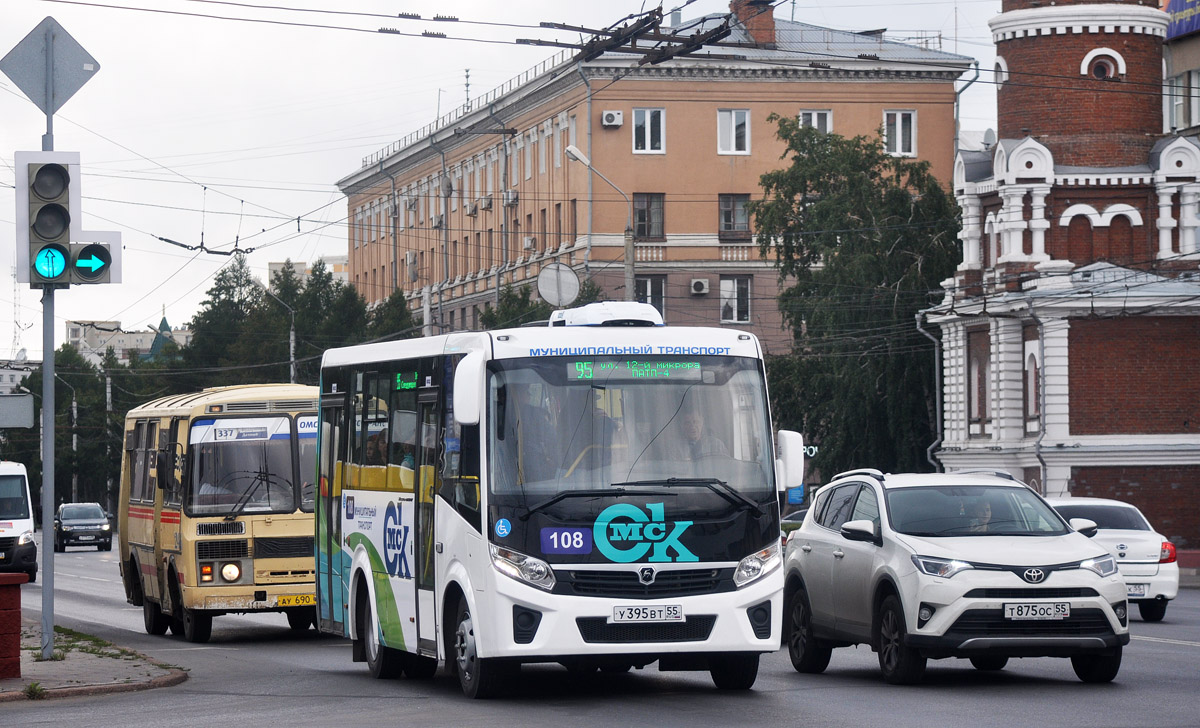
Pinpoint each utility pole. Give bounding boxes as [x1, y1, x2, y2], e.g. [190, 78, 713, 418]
[105, 370, 113, 516]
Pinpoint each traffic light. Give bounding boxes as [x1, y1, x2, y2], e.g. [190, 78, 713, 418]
[70, 242, 114, 284]
[14, 151, 82, 287]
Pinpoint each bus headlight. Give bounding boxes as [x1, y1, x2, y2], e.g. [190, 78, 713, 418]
[220, 562, 242, 582]
[734, 541, 781, 588]
[490, 544, 555, 591]
[18, 530, 35, 546]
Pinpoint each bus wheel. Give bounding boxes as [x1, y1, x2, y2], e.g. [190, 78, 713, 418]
[182, 608, 212, 643]
[361, 600, 402, 679]
[710, 652, 759, 690]
[454, 600, 505, 699]
[287, 608, 314, 631]
[143, 598, 170, 636]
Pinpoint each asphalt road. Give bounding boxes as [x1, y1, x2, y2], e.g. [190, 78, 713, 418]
[11, 546, 1200, 727]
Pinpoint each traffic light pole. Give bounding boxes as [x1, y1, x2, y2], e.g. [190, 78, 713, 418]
[40, 68, 57, 659]
[40, 287, 56, 659]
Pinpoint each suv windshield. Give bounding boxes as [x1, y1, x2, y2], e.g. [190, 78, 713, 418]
[488, 355, 775, 502]
[887, 485, 1069, 537]
[61, 504, 105, 520]
[1054, 504, 1150, 531]
[186, 416, 302, 517]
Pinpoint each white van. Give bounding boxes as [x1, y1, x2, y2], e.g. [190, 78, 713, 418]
[0, 461, 38, 582]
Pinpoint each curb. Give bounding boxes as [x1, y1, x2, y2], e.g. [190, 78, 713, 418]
[0, 663, 188, 703]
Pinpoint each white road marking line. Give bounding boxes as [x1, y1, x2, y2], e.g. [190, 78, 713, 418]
[1132, 635, 1200, 648]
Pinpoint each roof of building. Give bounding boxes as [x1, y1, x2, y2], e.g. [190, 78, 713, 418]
[674, 14, 973, 66]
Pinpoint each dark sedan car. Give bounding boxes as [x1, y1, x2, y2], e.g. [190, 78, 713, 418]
[53, 502, 112, 551]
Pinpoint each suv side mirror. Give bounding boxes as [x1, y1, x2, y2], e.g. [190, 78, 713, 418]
[841, 519, 880, 545]
[1069, 517, 1098, 538]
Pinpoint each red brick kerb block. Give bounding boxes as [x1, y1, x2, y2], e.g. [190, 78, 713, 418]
[0, 573, 29, 679]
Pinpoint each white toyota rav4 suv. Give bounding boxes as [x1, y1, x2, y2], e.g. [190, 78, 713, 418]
[783, 469, 1130, 684]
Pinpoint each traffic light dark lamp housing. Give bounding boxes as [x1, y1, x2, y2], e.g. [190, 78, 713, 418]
[15, 150, 82, 287]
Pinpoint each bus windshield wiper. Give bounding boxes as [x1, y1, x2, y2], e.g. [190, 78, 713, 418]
[611, 477, 764, 517]
[519, 488, 675, 521]
[224, 468, 274, 521]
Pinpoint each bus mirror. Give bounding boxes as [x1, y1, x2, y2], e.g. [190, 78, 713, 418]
[454, 351, 485, 426]
[775, 430, 805, 492]
[155, 451, 171, 489]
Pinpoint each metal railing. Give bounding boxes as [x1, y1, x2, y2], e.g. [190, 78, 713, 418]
[361, 49, 575, 169]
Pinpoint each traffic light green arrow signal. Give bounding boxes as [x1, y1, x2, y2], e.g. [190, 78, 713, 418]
[76, 254, 106, 272]
[70, 242, 112, 283]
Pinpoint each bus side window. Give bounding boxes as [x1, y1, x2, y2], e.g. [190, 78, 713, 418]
[129, 421, 146, 503]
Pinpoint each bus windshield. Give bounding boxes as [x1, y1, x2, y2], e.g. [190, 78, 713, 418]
[488, 355, 775, 499]
[187, 416, 303, 517]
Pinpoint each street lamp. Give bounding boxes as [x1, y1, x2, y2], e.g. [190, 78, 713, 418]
[261, 286, 296, 384]
[564, 144, 636, 302]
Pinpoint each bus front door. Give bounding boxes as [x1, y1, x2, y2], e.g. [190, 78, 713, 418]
[317, 400, 347, 635]
[414, 396, 439, 653]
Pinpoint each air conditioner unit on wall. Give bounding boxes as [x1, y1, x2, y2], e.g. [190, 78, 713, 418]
[601, 110, 623, 127]
[465, 202, 478, 217]
[523, 236, 536, 250]
[431, 214, 444, 229]
[503, 189, 519, 207]
[478, 195, 493, 211]
[691, 278, 709, 295]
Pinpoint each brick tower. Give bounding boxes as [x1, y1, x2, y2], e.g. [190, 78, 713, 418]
[931, 0, 1200, 548]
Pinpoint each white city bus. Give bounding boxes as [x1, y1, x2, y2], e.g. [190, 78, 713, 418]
[315, 302, 805, 697]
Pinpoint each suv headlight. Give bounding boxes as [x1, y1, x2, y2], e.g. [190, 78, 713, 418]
[912, 555, 973, 579]
[490, 544, 556, 591]
[102, 523, 111, 531]
[1079, 554, 1118, 578]
[17, 530, 35, 546]
[734, 541, 781, 588]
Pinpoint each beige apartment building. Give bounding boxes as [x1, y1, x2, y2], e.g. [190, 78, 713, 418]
[338, 2, 974, 351]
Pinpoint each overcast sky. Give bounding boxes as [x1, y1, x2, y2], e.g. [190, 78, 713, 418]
[1, 0, 999, 360]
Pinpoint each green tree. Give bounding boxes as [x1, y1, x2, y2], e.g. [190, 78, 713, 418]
[185, 254, 263, 387]
[368, 289, 419, 341]
[479, 284, 553, 329]
[749, 117, 960, 475]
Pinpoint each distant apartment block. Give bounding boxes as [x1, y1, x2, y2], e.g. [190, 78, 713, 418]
[66, 318, 192, 366]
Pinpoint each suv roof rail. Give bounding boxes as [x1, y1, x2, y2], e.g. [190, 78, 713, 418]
[951, 468, 1017, 481]
[832, 468, 884, 482]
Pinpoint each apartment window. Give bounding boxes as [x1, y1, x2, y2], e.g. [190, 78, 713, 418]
[633, 193, 665, 240]
[635, 276, 666, 315]
[525, 133, 534, 180]
[555, 203, 563, 247]
[633, 108, 665, 153]
[720, 277, 750, 323]
[719, 194, 750, 240]
[570, 199, 577, 242]
[884, 110, 916, 156]
[798, 109, 831, 133]
[1172, 74, 1187, 129]
[717, 109, 750, 154]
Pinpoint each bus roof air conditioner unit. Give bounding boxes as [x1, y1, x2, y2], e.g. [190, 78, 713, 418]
[601, 110, 623, 128]
[691, 278, 709, 295]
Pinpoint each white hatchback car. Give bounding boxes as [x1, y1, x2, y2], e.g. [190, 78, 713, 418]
[1046, 497, 1179, 622]
[783, 470, 1130, 684]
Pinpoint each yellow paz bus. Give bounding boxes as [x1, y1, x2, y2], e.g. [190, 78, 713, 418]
[118, 384, 319, 642]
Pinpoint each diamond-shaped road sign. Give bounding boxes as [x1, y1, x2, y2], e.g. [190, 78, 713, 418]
[0, 17, 100, 116]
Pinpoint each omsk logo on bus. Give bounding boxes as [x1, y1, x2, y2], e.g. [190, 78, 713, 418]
[383, 502, 412, 579]
[593, 502, 697, 563]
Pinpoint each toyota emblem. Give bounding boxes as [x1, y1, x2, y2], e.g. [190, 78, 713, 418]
[639, 566, 656, 585]
[1023, 568, 1046, 584]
